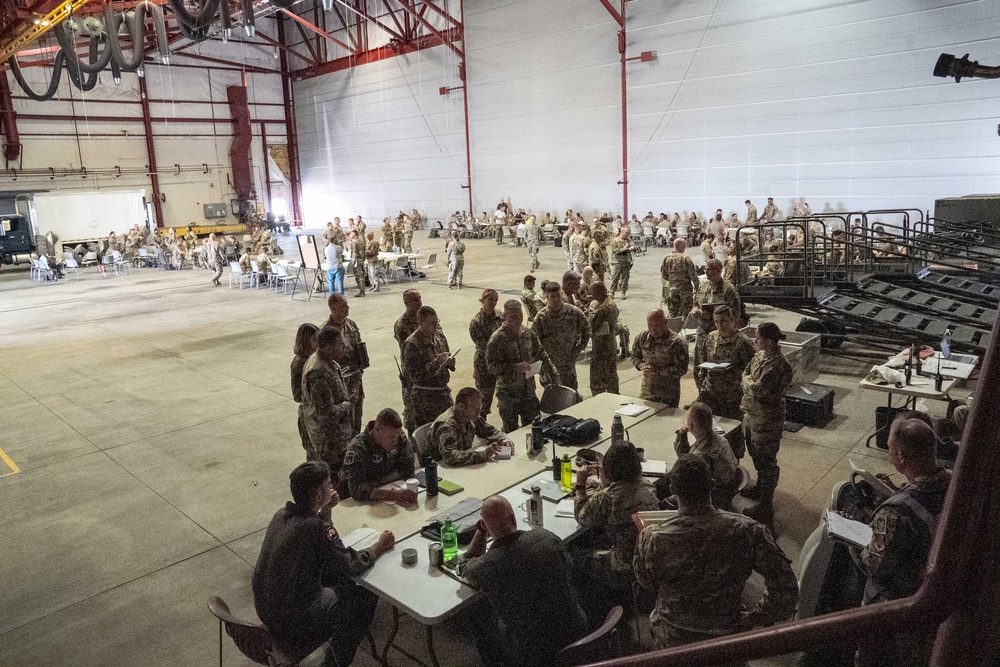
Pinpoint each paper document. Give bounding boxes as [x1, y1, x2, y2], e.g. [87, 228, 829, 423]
[849, 458, 896, 500]
[615, 403, 649, 417]
[632, 509, 678, 530]
[555, 498, 575, 518]
[340, 526, 379, 549]
[697, 362, 731, 370]
[525, 360, 542, 378]
[826, 511, 873, 549]
[640, 460, 668, 476]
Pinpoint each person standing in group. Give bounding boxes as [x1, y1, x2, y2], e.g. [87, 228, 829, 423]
[571, 225, 589, 274]
[661, 238, 700, 319]
[402, 215, 414, 253]
[562, 224, 574, 270]
[203, 233, 225, 286]
[631, 309, 689, 408]
[323, 294, 368, 433]
[487, 299, 558, 433]
[739, 322, 794, 526]
[447, 231, 466, 289]
[525, 215, 540, 272]
[393, 289, 422, 434]
[350, 231, 367, 297]
[470, 289, 503, 419]
[691, 259, 743, 358]
[291, 323, 319, 460]
[609, 226, 635, 300]
[520, 275, 545, 325]
[363, 231, 381, 293]
[695, 305, 755, 423]
[324, 239, 344, 295]
[745, 199, 758, 225]
[588, 229, 609, 282]
[761, 197, 778, 223]
[301, 327, 357, 493]
[402, 306, 456, 429]
[532, 280, 591, 392]
[588, 282, 619, 396]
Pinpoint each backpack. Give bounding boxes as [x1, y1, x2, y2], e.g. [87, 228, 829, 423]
[540, 414, 602, 446]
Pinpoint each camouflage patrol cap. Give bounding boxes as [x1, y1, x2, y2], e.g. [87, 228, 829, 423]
[757, 322, 786, 341]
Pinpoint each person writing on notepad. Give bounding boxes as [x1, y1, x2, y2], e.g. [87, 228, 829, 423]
[427, 387, 513, 466]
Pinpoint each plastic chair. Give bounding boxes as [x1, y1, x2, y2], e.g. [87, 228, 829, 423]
[558, 605, 623, 666]
[539, 384, 581, 415]
[250, 260, 264, 289]
[80, 250, 99, 268]
[412, 423, 432, 459]
[64, 257, 81, 281]
[419, 253, 437, 279]
[229, 261, 249, 289]
[206, 596, 274, 667]
[393, 256, 412, 283]
[112, 251, 131, 275]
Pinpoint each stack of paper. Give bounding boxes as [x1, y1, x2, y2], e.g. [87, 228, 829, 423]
[697, 362, 731, 370]
[615, 403, 649, 417]
[640, 460, 667, 476]
[555, 498, 575, 518]
[825, 511, 873, 549]
[632, 509, 678, 530]
[340, 526, 379, 549]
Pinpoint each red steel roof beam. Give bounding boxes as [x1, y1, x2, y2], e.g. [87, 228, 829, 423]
[599, 0, 623, 26]
[255, 29, 317, 66]
[417, 0, 459, 29]
[279, 7, 355, 55]
[394, 0, 460, 57]
[336, 0, 404, 42]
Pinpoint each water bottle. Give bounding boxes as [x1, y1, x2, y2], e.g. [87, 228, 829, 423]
[424, 457, 439, 497]
[934, 362, 944, 392]
[552, 450, 562, 482]
[531, 418, 544, 453]
[560, 453, 573, 492]
[441, 517, 458, 563]
[903, 349, 912, 386]
[611, 414, 624, 448]
[528, 486, 544, 529]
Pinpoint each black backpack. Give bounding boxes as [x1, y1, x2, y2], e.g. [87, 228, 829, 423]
[541, 414, 602, 446]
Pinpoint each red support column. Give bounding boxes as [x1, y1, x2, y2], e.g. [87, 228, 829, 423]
[619, 5, 628, 222]
[459, 0, 472, 215]
[261, 122, 272, 209]
[138, 76, 165, 228]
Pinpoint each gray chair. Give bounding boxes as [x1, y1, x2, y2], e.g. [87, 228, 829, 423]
[412, 423, 432, 459]
[539, 384, 581, 415]
[558, 605, 623, 666]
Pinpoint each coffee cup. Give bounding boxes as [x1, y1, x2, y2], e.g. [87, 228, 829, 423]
[406, 478, 419, 494]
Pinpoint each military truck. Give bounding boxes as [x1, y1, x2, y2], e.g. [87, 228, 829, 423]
[0, 214, 35, 267]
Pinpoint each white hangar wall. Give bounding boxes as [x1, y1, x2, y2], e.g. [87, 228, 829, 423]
[295, 0, 1000, 222]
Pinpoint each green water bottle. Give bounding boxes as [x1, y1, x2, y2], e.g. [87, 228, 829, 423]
[441, 517, 458, 563]
[560, 453, 573, 492]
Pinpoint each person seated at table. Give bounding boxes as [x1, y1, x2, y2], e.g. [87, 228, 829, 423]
[253, 461, 395, 667]
[571, 441, 659, 620]
[656, 403, 740, 510]
[634, 455, 798, 652]
[427, 387, 512, 466]
[339, 408, 417, 505]
[463, 495, 589, 667]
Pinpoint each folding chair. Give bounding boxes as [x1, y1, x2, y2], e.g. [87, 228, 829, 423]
[419, 253, 437, 279]
[63, 257, 81, 281]
[558, 605, 623, 666]
[539, 384, 581, 415]
[229, 261, 250, 289]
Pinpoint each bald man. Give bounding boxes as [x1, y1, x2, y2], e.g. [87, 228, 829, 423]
[631, 309, 690, 408]
[660, 238, 700, 319]
[463, 496, 588, 667]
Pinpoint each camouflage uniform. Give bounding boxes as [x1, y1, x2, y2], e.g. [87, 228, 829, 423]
[609, 236, 633, 297]
[520, 287, 545, 324]
[857, 469, 950, 667]
[573, 480, 659, 590]
[447, 239, 465, 287]
[380, 222, 393, 250]
[204, 238, 224, 282]
[525, 223, 540, 271]
[570, 232, 587, 273]
[365, 238, 381, 290]
[531, 304, 591, 392]
[351, 235, 367, 295]
[634, 506, 798, 647]
[392, 220, 404, 250]
[562, 228, 573, 269]
[339, 423, 416, 500]
[301, 353, 354, 490]
[723, 255, 750, 287]
[470, 308, 503, 417]
[631, 330, 689, 407]
[695, 329, 755, 420]
[694, 279, 742, 335]
[740, 349, 794, 508]
[660, 252, 700, 319]
[674, 431, 739, 508]
[761, 203, 778, 222]
[587, 240, 609, 282]
[486, 325, 557, 433]
[290, 354, 311, 459]
[402, 329, 454, 429]
[427, 407, 505, 466]
[745, 204, 758, 225]
[403, 219, 414, 253]
[323, 316, 367, 433]
[394, 312, 419, 433]
[588, 296, 620, 396]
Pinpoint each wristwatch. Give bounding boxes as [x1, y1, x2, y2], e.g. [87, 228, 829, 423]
[574, 483, 587, 494]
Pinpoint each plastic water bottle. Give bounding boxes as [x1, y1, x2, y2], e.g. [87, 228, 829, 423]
[560, 454, 573, 492]
[424, 457, 439, 497]
[441, 517, 458, 563]
[611, 414, 624, 448]
[528, 486, 544, 529]
[531, 418, 544, 453]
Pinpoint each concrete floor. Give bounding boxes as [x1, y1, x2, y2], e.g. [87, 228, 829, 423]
[0, 230, 966, 666]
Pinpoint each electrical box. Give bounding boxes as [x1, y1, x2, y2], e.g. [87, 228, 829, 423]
[203, 203, 228, 219]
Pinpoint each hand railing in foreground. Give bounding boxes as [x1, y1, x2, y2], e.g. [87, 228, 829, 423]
[589, 311, 1000, 666]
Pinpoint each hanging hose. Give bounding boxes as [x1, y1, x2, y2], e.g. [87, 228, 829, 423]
[104, 2, 170, 70]
[175, 20, 211, 42]
[166, 0, 221, 30]
[63, 32, 100, 91]
[8, 53, 65, 102]
[53, 21, 113, 74]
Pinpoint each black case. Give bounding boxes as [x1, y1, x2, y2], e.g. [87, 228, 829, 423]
[784, 383, 835, 426]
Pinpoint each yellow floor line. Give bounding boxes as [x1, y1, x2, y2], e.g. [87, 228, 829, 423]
[0, 446, 20, 477]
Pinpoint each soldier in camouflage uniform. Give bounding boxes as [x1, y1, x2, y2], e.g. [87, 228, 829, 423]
[393, 289, 422, 434]
[339, 408, 417, 504]
[723, 242, 751, 287]
[587, 283, 619, 396]
[695, 305, 755, 429]
[562, 224, 574, 270]
[761, 197, 778, 223]
[351, 231, 367, 297]
[692, 259, 744, 365]
[402, 216, 414, 253]
[670, 403, 740, 509]
[745, 199, 758, 225]
[631, 309, 689, 408]
[856, 418, 951, 667]
[323, 295, 367, 433]
[525, 216, 540, 272]
[402, 306, 455, 429]
[203, 233, 225, 286]
[427, 387, 513, 466]
[520, 275, 545, 324]
[301, 327, 356, 495]
[739, 322, 794, 525]
[446, 231, 465, 288]
[470, 289, 503, 418]
[634, 455, 798, 649]
[570, 225, 588, 273]
[532, 281, 591, 392]
[487, 300, 559, 432]
[364, 232, 381, 292]
[609, 226, 634, 300]
[392, 218, 405, 250]
[660, 238, 700, 319]
[587, 230, 609, 282]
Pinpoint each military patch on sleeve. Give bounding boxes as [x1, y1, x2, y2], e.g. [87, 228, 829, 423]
[327, 526, 339, 540]
[871, 514, 888, 553]
[343, 450, 357, 466]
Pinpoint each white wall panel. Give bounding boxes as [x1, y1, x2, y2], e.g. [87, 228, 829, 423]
[295, 45, 468, 223]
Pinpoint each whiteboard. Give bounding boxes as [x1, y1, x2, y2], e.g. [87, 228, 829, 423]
[297, 234, 321, 270]
[32, 190, 147, 243]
